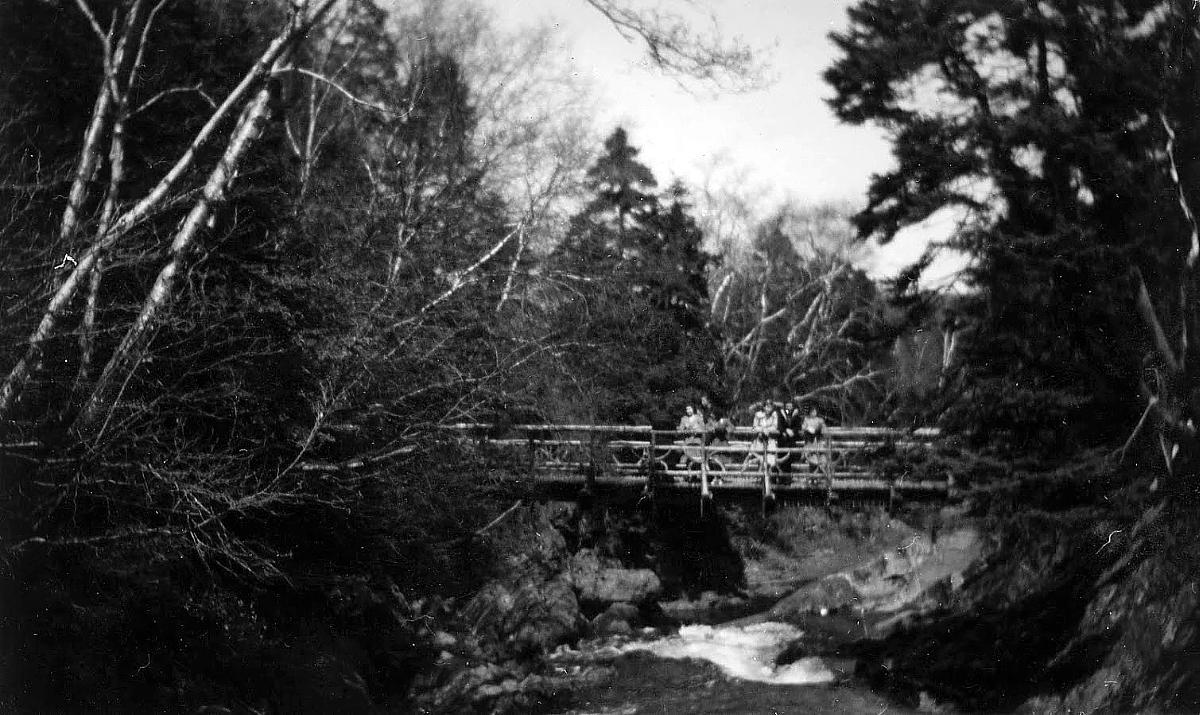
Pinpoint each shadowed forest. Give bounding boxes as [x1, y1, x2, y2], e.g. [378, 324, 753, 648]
[1, 0, 1199, 712]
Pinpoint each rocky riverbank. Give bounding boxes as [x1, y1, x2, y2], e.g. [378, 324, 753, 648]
[409, 499, 694, 713]
[407, 497, 974, 713]
[241, 483, 1196, 714]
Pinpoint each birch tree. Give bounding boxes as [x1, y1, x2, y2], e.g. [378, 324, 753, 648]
[0, 0, 337, 430]
[710, 205, 887, 419]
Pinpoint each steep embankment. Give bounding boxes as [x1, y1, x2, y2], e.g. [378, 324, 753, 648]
[409, 486, 1200, 713]
[408, 496, 759, 712]
[842, 482, 1200, 713]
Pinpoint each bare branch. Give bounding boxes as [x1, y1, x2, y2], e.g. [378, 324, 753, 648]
[1116, 396, 1158, 464]
[298, 444, 418, 473]
[582, 0, 764, 91]
[126, 0, 172, 94]
[72, 72, 283, 441]
[419, 223, 523, 315]
[1161, 113, 1199, 269]
[275, 66, 406, 117]
[71, 0, 113, 52]
[1132, 267, 1180, 374]
[794, 370, 886, 402]
[0, 0, 338, 419]
[129, 83, 216, 117]
[496, 224, 527, 312]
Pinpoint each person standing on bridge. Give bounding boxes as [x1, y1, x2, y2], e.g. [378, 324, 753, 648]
[801, 405, 827, 472]
[801, 405, 826, 441]
[778, 400, 799, 470]
[677, 405, 706, 478]
[751, 405, 780, 469]
[678, 404, 705, 436]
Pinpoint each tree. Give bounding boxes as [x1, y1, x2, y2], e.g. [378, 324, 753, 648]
[709, 203, 888, 420]
[544, 128, 718, 423]
[825, 0, 1197, 451]
[0, 0, 768, 709]
[581, 0, 763, 90]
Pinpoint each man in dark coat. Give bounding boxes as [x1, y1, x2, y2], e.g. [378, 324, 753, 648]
[777, 400, 800, 473]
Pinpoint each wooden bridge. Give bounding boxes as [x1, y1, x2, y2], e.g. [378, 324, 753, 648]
[452, 423, 951, 508]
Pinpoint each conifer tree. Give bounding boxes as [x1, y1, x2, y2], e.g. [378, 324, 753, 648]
[548, 128, 718, 423]
[826, 0, 1198, 450]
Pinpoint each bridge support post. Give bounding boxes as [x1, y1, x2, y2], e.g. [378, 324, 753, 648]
[700, 439, 713, 516]
[526, 429, 535, 477]
[823, 437, 834, 510]
[761, 441, 774, 516]
[647, 430, 658, 484]
[583, 432, 597, 500]
[640, 430, 658, 512]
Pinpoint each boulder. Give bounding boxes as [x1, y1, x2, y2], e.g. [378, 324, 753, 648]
[463, 577, 586, 658]
[658, 590, 749, 623]
[591, 601, 640, 636]
[485, 504, 571, 580]
[767, 574, 859, 622]
[567, 549, 662, 605]
[504, 578, 586, 655]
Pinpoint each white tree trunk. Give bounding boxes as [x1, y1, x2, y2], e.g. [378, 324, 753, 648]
[72, 80, 277, 441]
[0, 0, 336, 422]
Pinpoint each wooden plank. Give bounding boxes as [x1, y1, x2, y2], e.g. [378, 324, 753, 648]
[454, 422, 950, 497]
[518, 473, 948, 492]
[449, 423, 938, 438]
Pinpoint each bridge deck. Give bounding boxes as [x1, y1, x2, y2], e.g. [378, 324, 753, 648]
[452, 423, 951, 500]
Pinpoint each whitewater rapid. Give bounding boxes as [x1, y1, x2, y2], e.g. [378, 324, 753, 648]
[620, 622, 835, 685]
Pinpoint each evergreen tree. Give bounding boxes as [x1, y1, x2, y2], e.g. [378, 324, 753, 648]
[825, 0, 1199, 451]
[547, 128, 718, 423]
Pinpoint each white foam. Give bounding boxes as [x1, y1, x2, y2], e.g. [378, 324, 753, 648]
[621, 622, 835, 685]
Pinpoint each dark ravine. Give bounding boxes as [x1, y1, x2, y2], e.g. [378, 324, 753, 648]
[406, 486, 1200, 714]
[407, 496, 967, 713]
[844, 495, 1200, 714]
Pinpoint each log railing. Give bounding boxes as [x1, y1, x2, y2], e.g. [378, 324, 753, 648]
[449, 423, 950, 499]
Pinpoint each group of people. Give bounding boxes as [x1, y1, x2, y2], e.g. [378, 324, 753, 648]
[747, 400, 826, 472]
[674, 398, 828, 473]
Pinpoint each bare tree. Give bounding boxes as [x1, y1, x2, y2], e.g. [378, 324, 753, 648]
[710, 205, 885, 417]
[582, 0, 765, 90]
[1126, 113, 1200, 494]
[0, 0, 338, 428]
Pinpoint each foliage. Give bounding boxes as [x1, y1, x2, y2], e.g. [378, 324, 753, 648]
[826, 0, 1200, 451]
[709, 203, 892, 421]
[541, 128, 721, 424]
[0, 0, 584, 709]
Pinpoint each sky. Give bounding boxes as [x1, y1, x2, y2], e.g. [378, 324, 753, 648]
[480, 0, 968, 286]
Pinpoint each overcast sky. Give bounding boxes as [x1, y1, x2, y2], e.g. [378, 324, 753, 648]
[480, 0, 968, 286]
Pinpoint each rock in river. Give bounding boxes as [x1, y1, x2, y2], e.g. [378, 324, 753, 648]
[592, 601, 641, 636]
[566, 549, 662, 606]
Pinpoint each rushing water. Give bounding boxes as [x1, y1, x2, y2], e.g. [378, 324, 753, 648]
[550, 527, 985, 712]
[553, 621, 917, 714]
[621, 622, 835, 685]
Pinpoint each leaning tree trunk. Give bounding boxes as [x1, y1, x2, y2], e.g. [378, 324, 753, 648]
[71, 76, 278, 442]
[0, 0, 336, 426]
[1130, 114, 1200, 493]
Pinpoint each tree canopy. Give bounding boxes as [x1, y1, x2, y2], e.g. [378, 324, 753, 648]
[827, 0, 1200, 450]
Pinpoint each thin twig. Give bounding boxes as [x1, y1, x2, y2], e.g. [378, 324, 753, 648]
[475, 500, 524, 536]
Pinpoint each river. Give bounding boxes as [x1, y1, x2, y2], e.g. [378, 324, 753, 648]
[550, 621, 920, 714]
[544, 526, 985, 713]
